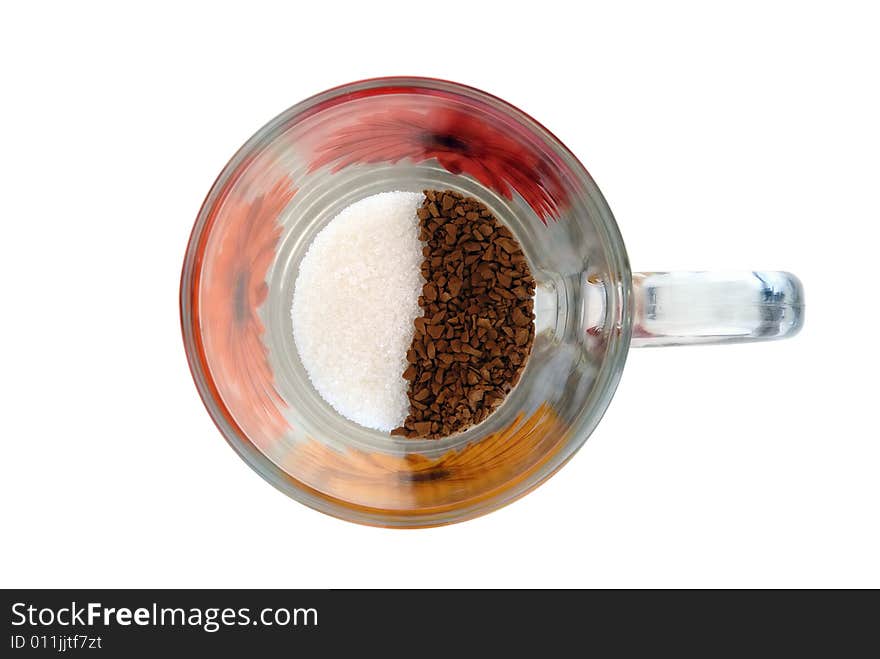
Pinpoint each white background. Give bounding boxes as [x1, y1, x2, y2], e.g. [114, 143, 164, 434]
[2, 1, 878, 589]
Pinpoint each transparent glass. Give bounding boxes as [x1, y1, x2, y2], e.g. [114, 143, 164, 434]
[180, 77, 804, 527]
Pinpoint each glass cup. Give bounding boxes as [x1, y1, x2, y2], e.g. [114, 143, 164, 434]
[180, 77, 804, 527]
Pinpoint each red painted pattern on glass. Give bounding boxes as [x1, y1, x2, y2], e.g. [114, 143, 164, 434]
[309, 106, 568, 221]
[199, 176, 296, 446]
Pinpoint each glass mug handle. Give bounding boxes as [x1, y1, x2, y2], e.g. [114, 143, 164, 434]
[630, 271, 804, 347]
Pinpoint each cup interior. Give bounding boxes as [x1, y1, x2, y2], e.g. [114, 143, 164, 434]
[181, 78, 631, 526]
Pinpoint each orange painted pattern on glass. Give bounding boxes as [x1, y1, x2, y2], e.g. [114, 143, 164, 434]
[281, 402, 565, 515]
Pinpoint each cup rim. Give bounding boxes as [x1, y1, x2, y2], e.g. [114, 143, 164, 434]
[180, 76, 633, 527]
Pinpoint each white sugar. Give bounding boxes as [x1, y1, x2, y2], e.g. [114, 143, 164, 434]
[291, 191, 425, 432]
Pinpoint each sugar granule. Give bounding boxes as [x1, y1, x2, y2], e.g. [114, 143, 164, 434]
[291, 191, 425, 432]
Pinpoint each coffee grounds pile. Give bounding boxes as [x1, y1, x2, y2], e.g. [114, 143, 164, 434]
[392, 190, 536, 439]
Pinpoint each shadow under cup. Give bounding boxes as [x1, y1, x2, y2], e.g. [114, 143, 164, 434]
[181, 78, 631, 527]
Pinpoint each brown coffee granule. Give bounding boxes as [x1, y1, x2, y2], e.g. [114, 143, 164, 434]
[391, 190, 536, 439]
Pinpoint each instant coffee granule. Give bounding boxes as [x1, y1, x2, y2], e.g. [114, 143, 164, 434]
[392, 190, 536, 439]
